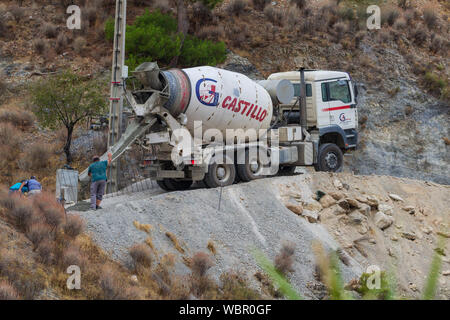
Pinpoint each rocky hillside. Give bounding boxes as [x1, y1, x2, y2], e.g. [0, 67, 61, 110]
[71, 171, 450, 299]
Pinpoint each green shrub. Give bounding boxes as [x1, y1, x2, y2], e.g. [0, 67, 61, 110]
[180, 36, 226, 67]
[105, 17, 115, 41]
[357, 271, 394, 299]
[105, 10, 226, 69]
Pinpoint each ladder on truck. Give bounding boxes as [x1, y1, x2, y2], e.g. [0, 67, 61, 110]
[107, 0, 127, 193]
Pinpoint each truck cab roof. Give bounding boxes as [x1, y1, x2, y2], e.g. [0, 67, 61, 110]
[268, 70, 350, 82]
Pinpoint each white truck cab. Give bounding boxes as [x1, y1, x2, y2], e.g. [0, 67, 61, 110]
[268, 70, 358, 171]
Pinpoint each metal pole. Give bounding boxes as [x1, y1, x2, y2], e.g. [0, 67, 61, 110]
[107, 0, 127, 193]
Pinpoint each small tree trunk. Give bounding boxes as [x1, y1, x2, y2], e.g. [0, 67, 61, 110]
[171, 0, 189, 67]
[64, 125, 74, 163]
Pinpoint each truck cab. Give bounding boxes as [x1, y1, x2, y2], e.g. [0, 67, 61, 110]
[268, 70, 358, 171]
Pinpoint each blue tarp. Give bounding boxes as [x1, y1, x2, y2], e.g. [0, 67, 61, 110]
[9, 182, 28, 193]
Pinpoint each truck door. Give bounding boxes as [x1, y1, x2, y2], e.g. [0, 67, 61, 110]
[321, 80, 356, 130]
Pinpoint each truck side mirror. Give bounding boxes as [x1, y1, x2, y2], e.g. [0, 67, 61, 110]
[354, 82, 359, 98]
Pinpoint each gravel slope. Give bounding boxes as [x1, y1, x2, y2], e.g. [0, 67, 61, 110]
[75, 173, 363, 299]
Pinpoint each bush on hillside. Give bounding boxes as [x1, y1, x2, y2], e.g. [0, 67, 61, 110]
[105, 10, 226, 69]
[252, 0, 270, 11]
[21, 142, 52, 171]
[0, 108, 34, 129]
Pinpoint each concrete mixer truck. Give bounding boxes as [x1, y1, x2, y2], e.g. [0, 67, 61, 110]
[80, 62, 358, 191]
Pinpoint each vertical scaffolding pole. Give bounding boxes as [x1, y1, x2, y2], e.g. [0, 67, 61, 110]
[107, 0, 127, 193]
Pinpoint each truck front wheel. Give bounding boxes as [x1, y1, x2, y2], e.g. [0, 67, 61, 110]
[315, 143, 343, 172]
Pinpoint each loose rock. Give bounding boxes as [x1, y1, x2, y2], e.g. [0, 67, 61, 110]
[378, 203, 394, 216]
[346, 198, 360, 209]
[285, 203, 303, 215]
[402, 206, 415, 214]
[303, 200, 323, 212]
[319, 194, 336, 208]
[359, 203, 371, 216]
[389, 194, 404, 202]
[329, 192, 345, 201]
[401, 231, 417, 241]
[348, 211, 365, 224]
[302, 211, 319, 223]
[366, 195, 379, 207]
[374, 211, 394, 230]
[337, 199, 350, 211]
[333, 179, 343, 189]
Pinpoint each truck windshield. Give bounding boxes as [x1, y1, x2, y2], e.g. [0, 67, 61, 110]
[328, 80, 351, 103]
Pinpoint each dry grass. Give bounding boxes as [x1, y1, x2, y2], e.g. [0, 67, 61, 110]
[63, 215, 85, 238]
[264, 6, 284, 26]
[0, 123, 22, 170]
[274, 241, 295, 276]
[429, 35, 445, 54]
[207, 240, 216, 255]
[129, 243, 153, 270]
[226, 0, 247, 16]
[0, 108, 34, 130]
[291, 0, 306, 10]
[84, 6, 98, 26]
[62, 244, 85, 269]
[410, 25, 427, 46]
[27, 222, 52, 247]
[251, 0, 270, 11]
[56, 34, 67, 54]
[196, 25, 225, 42]
[42, 23, 58, 39]
[9, 5, 25, 23]
[73, 37, 87, 55]
[133, 220, 152, 234]
[191, 252, 214, 278]
[382, 8, 400, 27]
[423, 7, 438, 30]
[0, 281, 20, 300]
[165, 231, 185, 253]
[21, 142, 52, 171]
[33, 39, 47, 55]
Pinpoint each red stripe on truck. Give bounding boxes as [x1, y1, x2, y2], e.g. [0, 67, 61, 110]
[323, 105, 351, 112]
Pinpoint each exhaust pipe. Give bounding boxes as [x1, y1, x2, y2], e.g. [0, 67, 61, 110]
[299, 67, 307, 128]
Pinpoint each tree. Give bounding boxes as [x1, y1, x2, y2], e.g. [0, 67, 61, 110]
[31, 71, 106, 163]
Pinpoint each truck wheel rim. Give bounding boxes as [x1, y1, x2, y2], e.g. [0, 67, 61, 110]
[216, 165, 229, 181]
[325, 152, 338, 169]
[249, 161, 259, 173]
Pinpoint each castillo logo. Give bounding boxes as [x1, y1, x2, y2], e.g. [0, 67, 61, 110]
[196, 78, 220, 106]
[339, 113, 351, 122]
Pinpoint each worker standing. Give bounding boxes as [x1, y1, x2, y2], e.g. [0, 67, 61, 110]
[20, 176, 42, 196]
[88, 152, 112, 210]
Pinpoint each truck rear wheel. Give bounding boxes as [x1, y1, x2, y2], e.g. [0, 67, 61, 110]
[236, 149, 265, 182]
[315, 143, 343, 172]
[165, 179, 193, 191]
[156, 179, 172, 191]
[204, 162, 236, 188]
[156, 179, 192, 191]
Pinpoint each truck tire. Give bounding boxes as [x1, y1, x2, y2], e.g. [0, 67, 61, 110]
[157, 179, 192, 191]
[204, 161, 236, 188]
[236, 149, 265, 182]
[165, 179, 193, 191]
[156, 179, 172, 191]
[315, 143, 343, 172]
